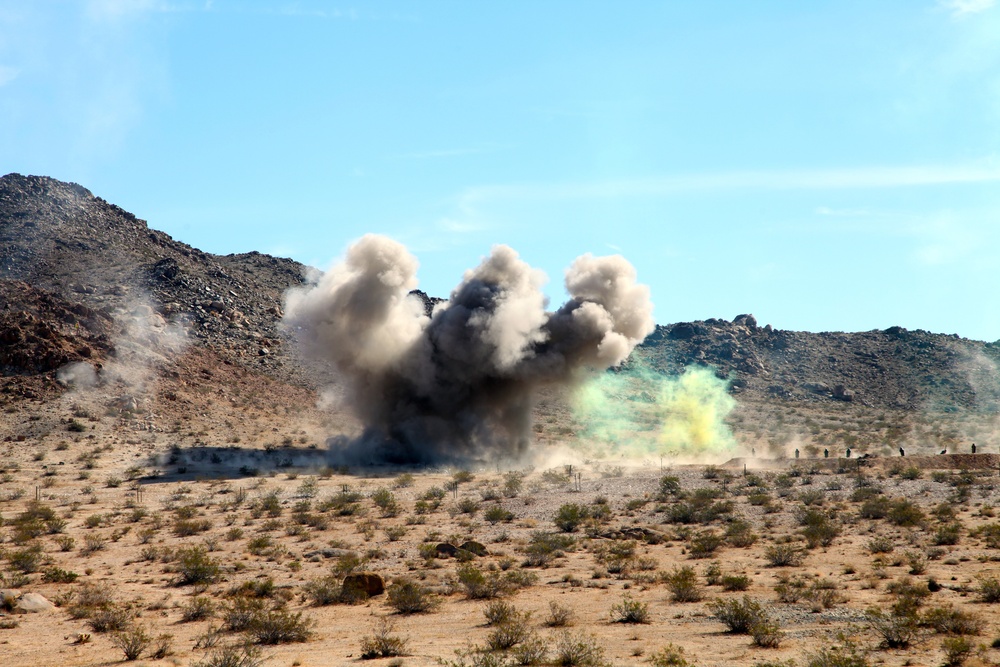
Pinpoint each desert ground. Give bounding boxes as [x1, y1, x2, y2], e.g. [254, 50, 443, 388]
[4, 353, 1000, 667]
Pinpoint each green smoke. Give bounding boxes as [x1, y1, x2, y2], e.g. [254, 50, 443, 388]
[572, 362, 737, 458]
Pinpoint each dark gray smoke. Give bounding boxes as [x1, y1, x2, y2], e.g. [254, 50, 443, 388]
[283, 234, 654, 464]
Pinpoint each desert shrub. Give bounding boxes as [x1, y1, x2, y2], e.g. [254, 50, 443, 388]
[722, 574, 752, 592]
[922, 605, 984, 635]
[657, 475, 682, 499]
[191, 643, 265, 667]
[709, 596, 774, 635]
[552, 630, 606, 667]
[977, 575, 1000, 603]
[934, 523, 962, 546]
[111, 624, 150, 661]
[649, 644, 691, 667]
[774, 576, 809, 603]
[865, 536, 895, 554]
[512, 635, 548, 666]
[42, 566, 78, 583]
[89, 606, 135, 633]
[176, 546, 220, 585]
[387, 578, 437, 614]
[799, 509, 839, 548]
[886, 577, 931, 604]
[230, 578, 277, 600]
[726, 520, 759, 548]
[858, 496, 891, 520]
[222, 598, 269, 632]
[900, 466, 923, 480]
[484, 505, 515, 524]
[805, 642, 870, 667]
[370, 487, 400, 517]
[181, 596, 216, 622]
[68, 583, 115, 619]
[302, 574, 344, 606]
[360, 617, 408, 659]
[866, 599, 921, 648]
[7, 545, 44, 573]
[798, 490, 825, 506]
[704, 561, 723, 586]
[485, 608, 534, 651]
[483, 599, 518, 626]
[554, 504, 588, 532]
[456, 563, 518, 599]
[665, 502, 698, 524]
[609, 593, 649, 624]
[245, 608, 313, 644]
[174, 517, 213, 537]
[523, 531, 575, 567]
[150, 633, 173, 659]
[751, 617, 784, 648]
[689, 531, 724, 558]
[887, 499, 925, 527]
[764, 544, 804, 567]
[972, 522, 1000, 548]
[663, 566, 702, 602]
[941, 636, 975, 667]
[851, 485, 882, 501]
[904, 550, 927, 575]
[545, 601, 575, 627]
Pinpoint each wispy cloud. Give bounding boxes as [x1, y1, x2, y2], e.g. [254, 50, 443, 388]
[939, 0, 996, 17]
[459, 161, 1000, 204]
[436, 218, 489, 234]
[0, 65, 19, 86]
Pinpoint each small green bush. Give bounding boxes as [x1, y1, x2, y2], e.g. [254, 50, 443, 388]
[609, 593, 649, 624]
[709, 596, 774, 635]
[663, 566, 703, 602]
[360, 617, 408, 659]
[387, 578, 437, 614]
[553, 504, 588, 532]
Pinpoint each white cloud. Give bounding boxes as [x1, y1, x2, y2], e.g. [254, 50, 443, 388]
[939, 0, 996, 17]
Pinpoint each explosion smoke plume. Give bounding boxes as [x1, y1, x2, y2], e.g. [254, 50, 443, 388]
[283, 234, 654, 464]
[573, 362, 737, 461]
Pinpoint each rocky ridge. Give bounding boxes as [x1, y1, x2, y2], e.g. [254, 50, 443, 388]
[2, 173, 999, 444]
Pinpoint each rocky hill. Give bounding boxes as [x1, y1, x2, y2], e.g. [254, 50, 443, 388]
[2, 173, 998, 455]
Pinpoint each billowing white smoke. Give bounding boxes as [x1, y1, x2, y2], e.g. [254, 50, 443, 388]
[283, 234, 654, 464]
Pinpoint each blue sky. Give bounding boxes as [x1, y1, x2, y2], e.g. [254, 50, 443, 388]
[2, 1, 1000, 341]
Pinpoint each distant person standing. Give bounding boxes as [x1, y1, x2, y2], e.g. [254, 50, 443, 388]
[795, 449, 799, 459]
[846, 448, 851, 458]
[972, 443, 977, 454]
[899, 447, 905, 457]
[824, 449, 829, 458]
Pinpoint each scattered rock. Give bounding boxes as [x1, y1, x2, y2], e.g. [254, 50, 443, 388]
[459, 541, 488, 556]
[342, 572, 385, 597]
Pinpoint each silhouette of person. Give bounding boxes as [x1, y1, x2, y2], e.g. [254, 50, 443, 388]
[751, 447, 755, 457]
[846, 448, 851, 458]
[899, 447, 905, 457]
[972, 443, 977, 454]
[795, 449, 799, 459]
[824, 449, 829, 458]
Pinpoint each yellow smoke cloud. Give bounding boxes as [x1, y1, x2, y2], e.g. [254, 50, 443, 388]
[572, 361, 737, 459]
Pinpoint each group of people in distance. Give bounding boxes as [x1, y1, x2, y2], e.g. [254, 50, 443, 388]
[751, 443, 980, 459]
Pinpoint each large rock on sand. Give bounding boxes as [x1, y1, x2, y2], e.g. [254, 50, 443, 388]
[342, 572, 385, 597]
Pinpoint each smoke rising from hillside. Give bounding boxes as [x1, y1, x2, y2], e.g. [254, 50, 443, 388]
[283, 234, 655, 464]
[572, 362, 737, 461]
